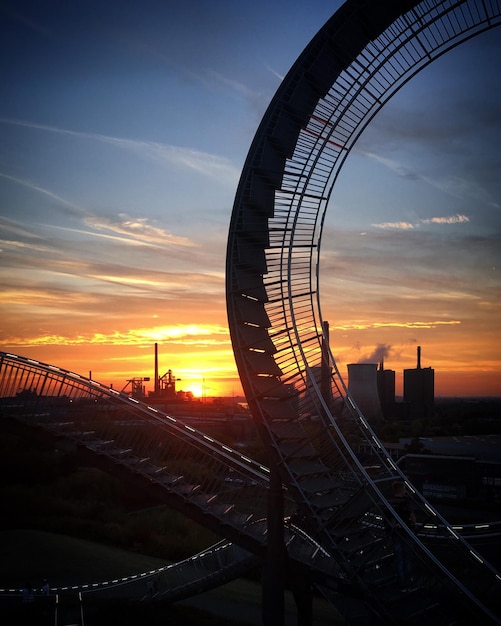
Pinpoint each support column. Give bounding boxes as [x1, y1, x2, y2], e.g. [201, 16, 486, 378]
[321, 320, 331, 409]
[262, 461, 285, 626]
[289, 562, 313, 626]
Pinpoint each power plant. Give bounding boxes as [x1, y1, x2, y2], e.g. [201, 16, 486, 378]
[151, 342, 180, 401]
[347, 362, 384, 422]
[404, 345, 435, 419]
[122, 343, 192, 404]
[348, 346, 435, 422]
[128, 342, 435, 424]
[377, 359, 396, 419]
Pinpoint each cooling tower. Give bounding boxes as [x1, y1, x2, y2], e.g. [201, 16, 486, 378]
[347, 363, 383, 422]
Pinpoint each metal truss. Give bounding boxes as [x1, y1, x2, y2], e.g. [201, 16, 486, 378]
[0, 352, 336, 581]
[0, 341, 499, 626]
[1, 2, 501, 624]
[226, 0, 501, 623]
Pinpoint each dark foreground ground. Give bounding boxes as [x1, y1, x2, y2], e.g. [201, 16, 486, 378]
[0, 529, 343, 625]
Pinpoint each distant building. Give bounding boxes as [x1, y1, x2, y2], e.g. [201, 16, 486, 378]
[377, 360, 395, 419]
[348, 362, 383, 422]
[304, 365, 332, 417]
[404, 346, 434, 419]
[399, 435, 501, 505]
[303, 321, 332, 418]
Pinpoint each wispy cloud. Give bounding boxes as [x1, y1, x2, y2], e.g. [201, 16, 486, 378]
[0, 216, 49, 242]
[206, 69, 269, 115]
[83, 214, 195, 247]
[208, 70, 258, 100]
[372, 214, 470, 230]
[0, 172, 83, 215]
[421, 214, 470, 225]
[331, 320, 461, 331]
[0, 117, 240, 185]
[357, 149, 421, 181]
[265, 64, 284, 81]
[371, 221, 415, 230]
[0, 175, 196, 248]
[4, 323, 230, 348]
[358, 147, 499, 207]
[102, 137, 240, 185]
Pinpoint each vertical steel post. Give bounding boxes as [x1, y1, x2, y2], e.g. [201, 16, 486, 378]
[262, 460, 285, 626]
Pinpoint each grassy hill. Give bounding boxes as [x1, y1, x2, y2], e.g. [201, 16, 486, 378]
[0, 529, 342, 625]
[0, 529, 252, 625]
[0, 529, 169, 588]
[0, 426, 343, 625]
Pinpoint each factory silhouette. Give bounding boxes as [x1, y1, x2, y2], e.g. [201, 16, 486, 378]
[348, 345, 434, 423]
[130, 340, 436, 426]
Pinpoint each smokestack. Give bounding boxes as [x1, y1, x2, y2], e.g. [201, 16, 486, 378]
[321, 321, 331, 404]
[321, 320, 330, 351]
[154, 343, 159, 393]
[417, 346, 421, 369]
[347, 363, 383, 422]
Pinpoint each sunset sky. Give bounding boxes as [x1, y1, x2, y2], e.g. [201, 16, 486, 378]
[1, 1, 500, 399]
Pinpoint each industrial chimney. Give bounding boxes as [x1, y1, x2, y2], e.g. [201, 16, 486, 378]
[320, 320, 332, 407]
[347, 363, 383, 422]
[154, 343, 159, 393]
[404, 346, 434, 419]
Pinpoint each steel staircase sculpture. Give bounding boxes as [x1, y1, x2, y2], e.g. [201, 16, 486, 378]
[0, 349, 500, 624]
[0, 352, 336, 586]
[1, 1, 501, 624]
[225, 0, 501, 623]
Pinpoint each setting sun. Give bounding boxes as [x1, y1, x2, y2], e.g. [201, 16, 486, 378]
[0, 3, 499, 401]
[184, 382, 203, 398]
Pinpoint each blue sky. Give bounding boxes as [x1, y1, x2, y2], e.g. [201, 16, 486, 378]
[1, 0, 500, 397]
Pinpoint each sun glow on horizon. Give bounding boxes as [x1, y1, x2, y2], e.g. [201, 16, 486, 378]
[184, 382, 203, 398]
